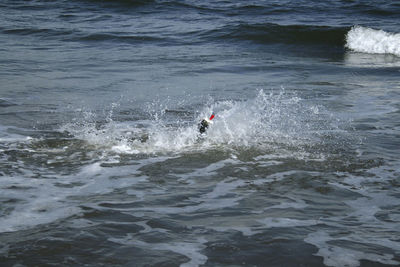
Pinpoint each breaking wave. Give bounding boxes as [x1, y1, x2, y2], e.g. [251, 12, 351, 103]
[346, 26, 400, 57]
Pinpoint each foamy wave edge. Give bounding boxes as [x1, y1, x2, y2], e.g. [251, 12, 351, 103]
[345, 26, 400, 57]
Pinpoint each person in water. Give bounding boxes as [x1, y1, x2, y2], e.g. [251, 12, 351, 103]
[199, 114, 214, 134]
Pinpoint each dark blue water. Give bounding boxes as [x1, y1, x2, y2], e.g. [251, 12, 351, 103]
[1, 1, 400, 266]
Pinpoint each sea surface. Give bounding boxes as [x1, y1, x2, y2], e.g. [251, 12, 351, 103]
[1, 0, 400, 266]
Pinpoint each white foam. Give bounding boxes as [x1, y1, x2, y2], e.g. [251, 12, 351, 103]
[252, 170, 320, 185]
[266, 198, 308, 210]
[0, 158, 153, 233]
[330, 171, 399, 227]
[305, 231, 399, 267]
[67, 218, 100, 229]
[0, 199, 80, 233]
[111, 144, 140, 154]
[346, 26, 400, 57]
[155, 239, 208, 267]
[136, 221, 169, 234]
[199, 178, 246, 200]
[177, 158, 239, 182]
[312, 170, 400, 267]
[209, 226, 261, 236]
[118, 178, 245, 215]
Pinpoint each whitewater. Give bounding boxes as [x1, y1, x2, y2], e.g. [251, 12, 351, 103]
[346, 26, 400, 57]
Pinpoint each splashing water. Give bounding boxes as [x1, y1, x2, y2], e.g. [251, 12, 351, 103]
[60, 89, 345, 156]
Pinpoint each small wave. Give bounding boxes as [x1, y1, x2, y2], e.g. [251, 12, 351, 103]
[3, 27, 75, 38]
[72, 33, 166, 44]
[0, 99, 17, 107]
[345, 26, 400, 57]
[2, 26, 166, 45]
[349, 2, 400, 17]
[198, 23, 348, 46]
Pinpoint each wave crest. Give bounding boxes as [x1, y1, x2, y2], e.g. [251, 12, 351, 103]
[200, 23, 347, 46]
[346, 26, 400, 57]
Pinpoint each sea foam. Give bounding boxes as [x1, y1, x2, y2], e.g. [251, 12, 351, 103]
[346, 26, 400, 57]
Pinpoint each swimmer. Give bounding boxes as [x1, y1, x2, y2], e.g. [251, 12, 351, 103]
[199, 114, 215, 134]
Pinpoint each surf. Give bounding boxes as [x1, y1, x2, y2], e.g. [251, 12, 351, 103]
[346, 26, 400, 57]
[58, 89, 347, 158]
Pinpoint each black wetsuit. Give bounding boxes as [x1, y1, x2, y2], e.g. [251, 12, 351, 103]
[199, 119, 209, 134]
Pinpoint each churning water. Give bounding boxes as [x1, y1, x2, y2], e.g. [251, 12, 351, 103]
[1, 0, 399, 266]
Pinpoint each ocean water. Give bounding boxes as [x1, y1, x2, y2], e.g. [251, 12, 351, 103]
[1, 0, 400, 266]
